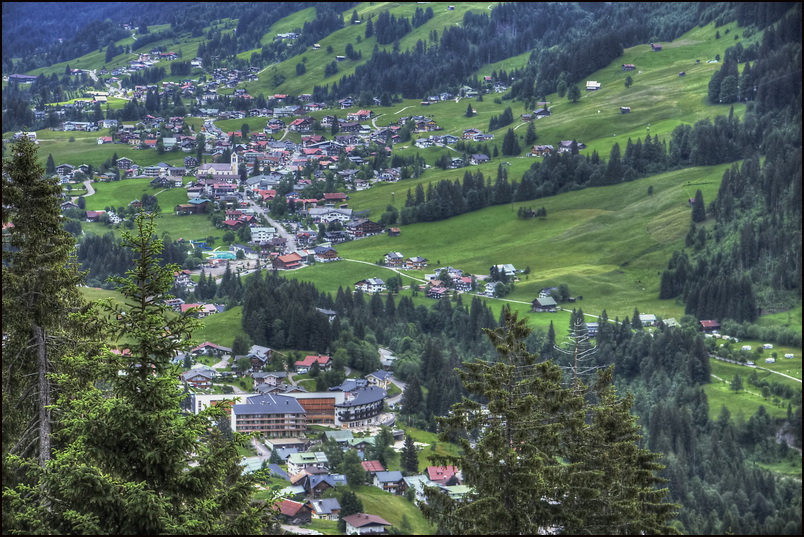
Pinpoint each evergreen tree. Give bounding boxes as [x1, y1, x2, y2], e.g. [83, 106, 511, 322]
[525, 121, 537, 145]
[401, 374, 424, 416]
[691, 189, 706, 222]
[2, 137, 84, 467]
[421, 310, 676, 534]
[401, 434, 419, 475]
[338, 490, 364, 532]
[3, 213, 278, 534]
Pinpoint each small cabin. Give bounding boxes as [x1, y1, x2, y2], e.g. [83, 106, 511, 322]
[679, 71, 686, 77]
[651, 43, 663, 51]
[620, 106, 631, 114]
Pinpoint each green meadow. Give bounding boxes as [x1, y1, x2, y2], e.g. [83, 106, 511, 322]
[706, 359, 800, 422]
[336, 163, 730, 323]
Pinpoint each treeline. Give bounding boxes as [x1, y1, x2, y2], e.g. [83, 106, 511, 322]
[563, 312, 801, 534]
[661, 4, 802, 324]
[75, 232, 192, 289]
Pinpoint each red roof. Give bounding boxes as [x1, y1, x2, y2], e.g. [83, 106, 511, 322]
[361, 460, 385, 473]
[295, 355, 331, 368]
[323, 192, 347, 200]
[277, 499, 307, 517]
[700, 320, 720, 329]
[426, 465, 459, 483]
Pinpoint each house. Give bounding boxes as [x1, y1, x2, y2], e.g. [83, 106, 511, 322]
[355, 278, 386, 294]
[180, 369, 215, 389]
[373, 471, 406, 495]
[361, 460, 385, 474]
[531, 297, 558, 312]
[620, 106, 631, 114]
[639, 314, 657, 327]
[699, 320, 720, 332]
[286, 452, 329, 476]
[322, 430, 354, 446]
[294, 355, 331, 373]
[426, 466, 461, 486]
[272, 252, 303, 270]
[530, 144, 554, 157]
[679, 71, 686, 76]
[252, 371, 287, 386]
[558, 140, 586, 153]
[533, 107, 551, 119]
[622, 64, 636, 71]
[190, 342, 232, 357]
[651, 43, 663, 51]
[491, 264, 517, 278]
[366, 370, 392, 389]
[384, 252, 404, 266]
[470, 153, 490, 165]
[313, 245, 339, 262]
[586, 81, 601, 91]
[308, 498, 341, 521]
[343, 513, 392, 535]
[404, 256, 428, 270]
[427, 286, 448, 299]
[275, 499, 312, 525]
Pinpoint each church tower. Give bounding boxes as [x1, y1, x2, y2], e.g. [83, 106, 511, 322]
[230, 151, 239, 176]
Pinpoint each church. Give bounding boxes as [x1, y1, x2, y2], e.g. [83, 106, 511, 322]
[196, 152, 240, 183]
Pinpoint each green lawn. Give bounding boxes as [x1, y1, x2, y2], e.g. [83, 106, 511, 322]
[351, 484, 435, 535]
[706, 360, 797, 422]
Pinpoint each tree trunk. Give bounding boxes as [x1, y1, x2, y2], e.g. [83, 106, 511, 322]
[34, 325, 51, 467]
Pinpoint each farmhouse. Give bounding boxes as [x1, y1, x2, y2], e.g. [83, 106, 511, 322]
[531, 297, 558, 312]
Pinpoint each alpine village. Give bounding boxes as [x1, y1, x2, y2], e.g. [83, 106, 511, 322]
[2, 2, 801, 535]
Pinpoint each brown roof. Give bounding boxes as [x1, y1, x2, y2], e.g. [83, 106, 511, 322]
[343, 513, 391, 528]
[361, 460, 385, 473]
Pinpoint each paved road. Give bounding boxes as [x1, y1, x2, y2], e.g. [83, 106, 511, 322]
[248, 200, 297, 253]
[70, 180, 95, 202]
[341, 258, 428, 283]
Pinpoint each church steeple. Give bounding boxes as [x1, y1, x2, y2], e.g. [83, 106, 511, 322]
[230, 151, 239, 175]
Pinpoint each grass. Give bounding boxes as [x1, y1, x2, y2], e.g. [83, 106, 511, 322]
[351, 484, 435, 535]
[706, 360, 796, 422]
[336, 163, 731, 323]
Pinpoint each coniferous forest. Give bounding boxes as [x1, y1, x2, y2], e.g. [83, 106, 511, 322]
[2, 2, 802, 535]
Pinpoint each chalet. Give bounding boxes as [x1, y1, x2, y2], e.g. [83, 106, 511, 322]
[558, 140, 586, 153]
[308, 498, 341, 521]
[622, 64, 636, 71]
[373, 471, 406, 495]
[385, 252, 404, 266]
[426, 466, 462, 486]
[404, 256, 428, 270]
[365, 370, 393, 389]
[533, 107, 551, 118]
[313, 245, 339, 262]
[294, 355, 332, 373]
[272, 252, 303, 270]
[531, 296, 558, 312]
[470, 154, 490, 165]
[190, 342, 232, 357]
[345, 219, 383, 239]
[287, 452, 329, 476]
[355, 278, 386, 294]
[427, 286, 448, 299]
[530, 144, 554, 157]
[180, 369, 215, 389]
[343, 514, 392, 535]
[651, 43, 663, 51]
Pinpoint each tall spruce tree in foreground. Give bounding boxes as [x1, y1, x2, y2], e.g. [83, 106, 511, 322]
[421, 309, 677, 535]
[2, 137, 84, 467]
[3, 213, 277, 534]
